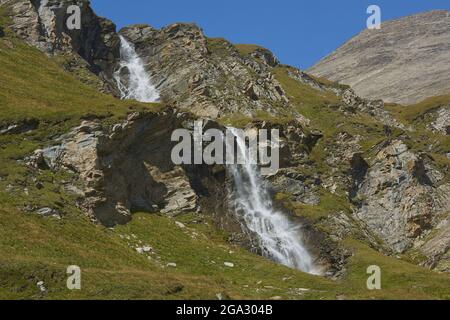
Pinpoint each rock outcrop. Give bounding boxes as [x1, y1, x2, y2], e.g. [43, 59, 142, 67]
[353, 140, 450, 254]
[28, 110, 201, 226]
[420, 217, 450, 272]
[308, 10, 450, 105]
[426, 106, 450, 135]
[3, 0, 120, 91]
[119, 24, 289, 118]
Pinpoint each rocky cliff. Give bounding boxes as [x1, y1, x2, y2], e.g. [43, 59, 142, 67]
[119, 24, 290, 118]
[2, 0, 120, 92]
[308, 10, 450, 105]
[0, 0, 449, 298]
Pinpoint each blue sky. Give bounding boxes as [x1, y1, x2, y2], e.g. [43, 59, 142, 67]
[92, 0, 449, 70]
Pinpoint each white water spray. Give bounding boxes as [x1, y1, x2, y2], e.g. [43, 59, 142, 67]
[114, 36, 159, 103]
[227, 128, 318, 274]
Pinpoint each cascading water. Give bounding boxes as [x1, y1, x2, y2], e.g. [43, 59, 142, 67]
[114, 36, 159, 103]
[227, 128, 318, 274]
[112, 35, 316, 274]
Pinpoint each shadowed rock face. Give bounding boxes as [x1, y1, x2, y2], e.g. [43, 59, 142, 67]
[4, 0, 120, 84]
[308, 10, 450, 105]
[28, 111, 201, 227]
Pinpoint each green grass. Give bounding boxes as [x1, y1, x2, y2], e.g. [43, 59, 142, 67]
[1, 208, 449, 299]
[276, 188, 352, 222]
[206, 38, 234, 57]
[272, 66, 340, 113]
[234, 44, 264, 56]
[385, 94, 450, 123]
[0, 37, 161, 124]
[306, 73, 351, 91]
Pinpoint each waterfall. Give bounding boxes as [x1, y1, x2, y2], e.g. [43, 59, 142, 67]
[114, 36, 159, 103]
[37, 0, 53, 38]
[227, 128, 318, 274]
[112, 35, 316, 274]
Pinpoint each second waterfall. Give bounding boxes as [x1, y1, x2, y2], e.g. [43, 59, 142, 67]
[114, 36, 160, 103]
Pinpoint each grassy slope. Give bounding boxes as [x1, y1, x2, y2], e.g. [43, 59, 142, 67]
[0, 13, 449, 299]
[385, 94, 450, 123]
[2, 209, 450, 299]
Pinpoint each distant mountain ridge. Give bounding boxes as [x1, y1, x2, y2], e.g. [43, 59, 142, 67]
[308, 10, 450, 105]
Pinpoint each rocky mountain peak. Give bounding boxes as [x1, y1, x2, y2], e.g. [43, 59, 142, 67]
[308, 10, 450, 105]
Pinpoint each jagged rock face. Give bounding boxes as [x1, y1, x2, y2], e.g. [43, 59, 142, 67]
[287, 67, 404, 129]
[338, 89, 404, 129]
[354, 140, 450, 253]
[420, 216, 450, 272]
[119, 24, 289, 118]
[29, 111, 203, 226]
[28, 111, 243, 231]
[425, 106, 450, 135]
[5, 0, 120, 80]
[308, 10, 450, 105]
